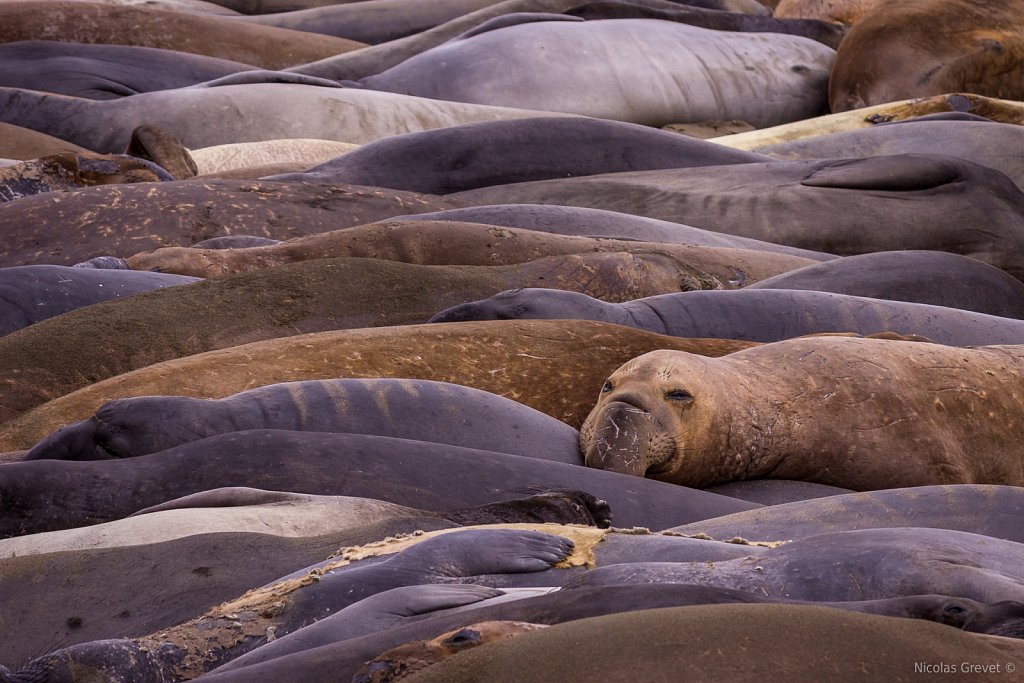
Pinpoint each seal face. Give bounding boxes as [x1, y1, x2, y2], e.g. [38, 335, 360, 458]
[581, 350, 719, 482]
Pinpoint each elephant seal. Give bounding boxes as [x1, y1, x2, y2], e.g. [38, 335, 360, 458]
[268, 117, 770, 194]
[0, 40, 252, 99]
[0, 487, 610, 558]
[398, 205, 834, 260]
[756, 120, 1024, 190]
[0, 180, 463, 267]
[829, 0, 1024, 111]
[23, 378, 585, 463]
[428, 287, 1024, 346]
[123, 220, 818, 279]
[451, 153, 1024, 281]
[564, 527, 1024, 604]
[0, 84, 574, 154]
[0, 257, 760, 424]
[0, 265, 198, 336]
[0, 430, 756, 537]
[745, 251, 1024, 319]
[711, 93, 1024, 150]
[671, 484, 1024, 543]
[375, 604, 1024, 683]
[201, 585, 1024, 682]
[0, 151, 171, 203]
[581, 337, 1024, 489]
[0, 1, 365, 70]
[361, 19, 833, 127]
[0, 321, 755, 451]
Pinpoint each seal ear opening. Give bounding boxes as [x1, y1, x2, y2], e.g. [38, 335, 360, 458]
[801, 155, 962, 191]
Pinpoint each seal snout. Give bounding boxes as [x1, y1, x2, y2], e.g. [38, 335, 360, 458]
[22, 417, 106, 461]
[427, 302, 489, 323]
[581, 400, 656, 477]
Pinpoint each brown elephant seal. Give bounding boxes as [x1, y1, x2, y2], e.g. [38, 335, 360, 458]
[0, 180, 464, 267]
[354, 621, 548, 682]
[124, 220, 818, 280]
[404, 606, 1024, 683]
[581, 337, 1024, 490]
[0, 1, 365, 69]
[829, 0, 1024, 111]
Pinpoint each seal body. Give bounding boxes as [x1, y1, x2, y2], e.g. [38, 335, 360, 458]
[581, 337, 1024, 489]
[429, 287, 1024, 346]
[23, 378, 585, 463]
[362, 19, 834, 127]
[451, 154, 1024, 281]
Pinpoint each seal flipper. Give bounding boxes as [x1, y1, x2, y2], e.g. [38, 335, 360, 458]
[878, 112, 994, 125]
[210, 585, 506, 674]
[126, 125, 197, 180]
[128, 487, 306, 516]
[389, 529, 574, 576]
[801, 155, 962, 191]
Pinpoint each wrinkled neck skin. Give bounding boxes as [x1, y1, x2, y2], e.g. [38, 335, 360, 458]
[657, 358, 790, 488]
[595, 300, 637, 327]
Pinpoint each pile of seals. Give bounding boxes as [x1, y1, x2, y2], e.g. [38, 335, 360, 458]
[3, 0, 1024, 680]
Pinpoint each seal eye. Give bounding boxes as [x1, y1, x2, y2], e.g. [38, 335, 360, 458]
[601, 380, 613, 393]
[444, 629, 482, 648]
[665, 389, 694, 403]
[944, 605, 966, 615]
